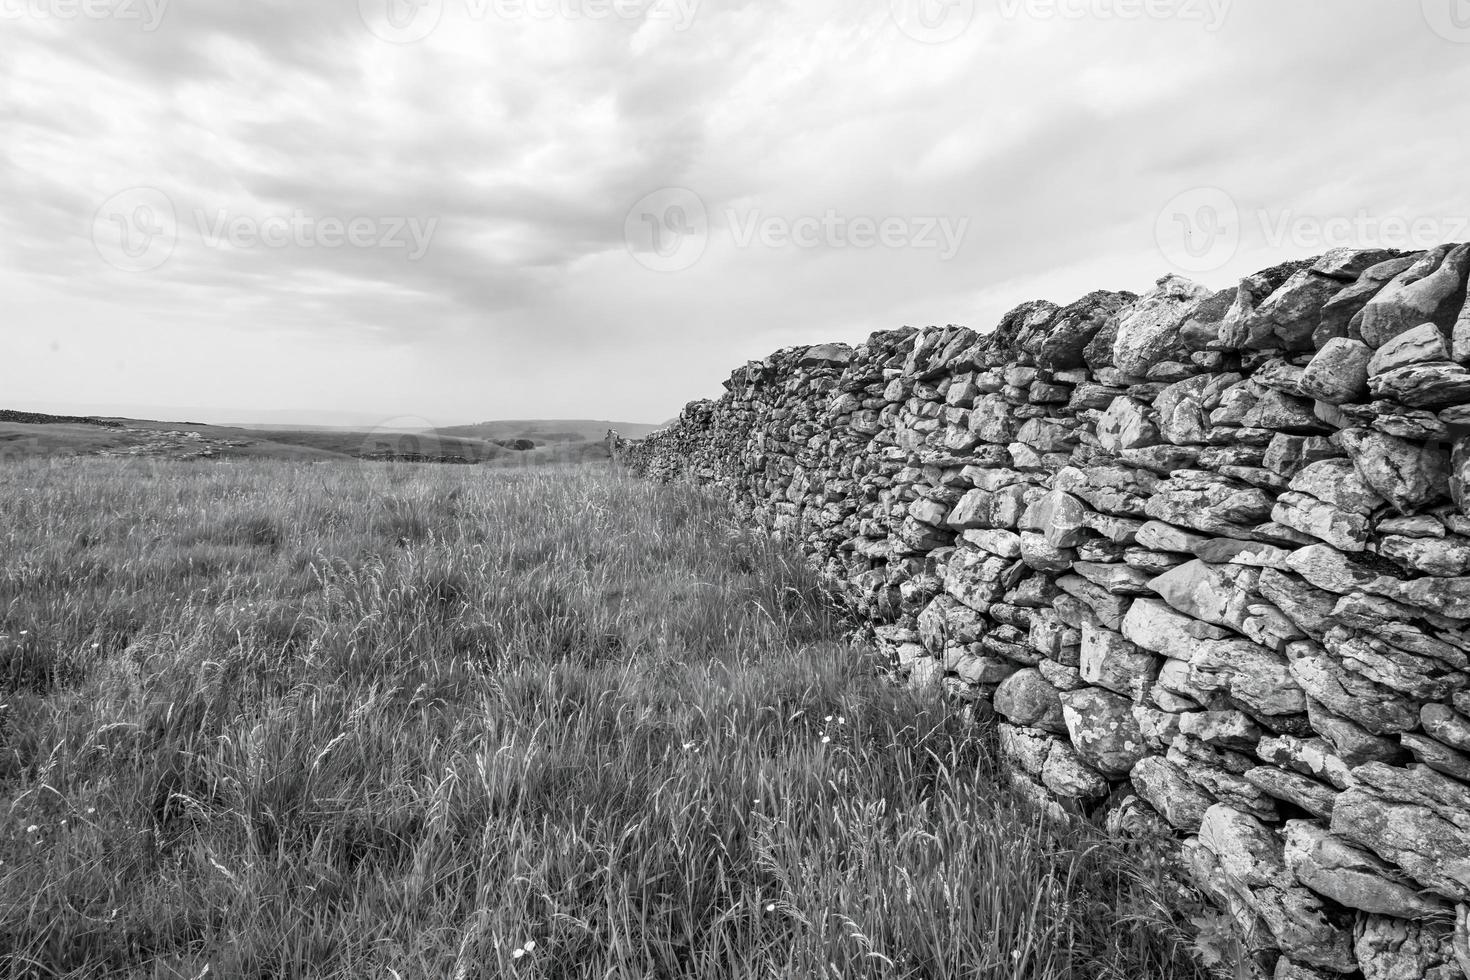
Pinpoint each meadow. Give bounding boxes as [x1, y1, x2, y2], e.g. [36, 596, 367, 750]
[0, 458, 1208, 979]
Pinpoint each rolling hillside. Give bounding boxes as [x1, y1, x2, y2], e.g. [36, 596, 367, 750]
[0, 412, 664, 464]
[432, 419, 665, 443]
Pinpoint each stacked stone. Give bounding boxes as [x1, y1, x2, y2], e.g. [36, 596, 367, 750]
[616, 244, 1470, 980]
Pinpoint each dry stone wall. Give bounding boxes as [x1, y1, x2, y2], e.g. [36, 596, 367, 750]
[614, 245, 1470, 980]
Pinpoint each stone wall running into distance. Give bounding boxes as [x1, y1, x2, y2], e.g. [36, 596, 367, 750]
[613, 245, 1470, 980]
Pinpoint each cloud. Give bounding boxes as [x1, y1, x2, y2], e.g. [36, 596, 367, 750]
[2, 0, 1468, 423]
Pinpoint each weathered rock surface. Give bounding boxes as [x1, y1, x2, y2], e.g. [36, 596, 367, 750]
[1284, 820, 1448, 920]
[1301, 338, 1373, 404]
[1354, 914, 1465, 980]
[1060, 687, 1147, 778]
[994, 668, 1068, 734]
[1358, 244, 1470, 348]
[1192, 805, 1357, 972]
[1332, 763, 1470, 903]
[1112, 275, 1214, 377]
[616, 246, 1470, 979]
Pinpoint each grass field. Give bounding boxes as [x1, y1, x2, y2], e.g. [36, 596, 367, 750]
[0, 459, 1207, 979]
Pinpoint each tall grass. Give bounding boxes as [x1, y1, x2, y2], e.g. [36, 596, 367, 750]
[0, 459, 1205, 979]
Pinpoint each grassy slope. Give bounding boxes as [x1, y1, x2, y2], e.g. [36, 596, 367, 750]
[0, 459, 1206, 980]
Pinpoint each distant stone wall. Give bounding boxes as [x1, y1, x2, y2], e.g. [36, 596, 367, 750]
[615, 245, 1470, 979]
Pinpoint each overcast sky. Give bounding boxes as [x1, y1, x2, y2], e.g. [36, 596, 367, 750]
[5, 0, 1469, 427]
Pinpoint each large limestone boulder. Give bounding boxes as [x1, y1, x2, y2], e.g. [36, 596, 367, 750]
[1033, 289, 1136, 371]
[1369, 361, 1470, 408]
[1131, 755, 1216, 832]
[1271, 492, 1370, 552]
[1111, 274, 1214, 377]
[974, 301, 1059, 369]
[1144, 474, 1275, 538]
[1096, 396, 1160, 452]
[1335, 428, 1449, 515]
[1193, 805, 1357, 972]
[1313, 247, 1405, 281]
[1244, 270, 1347, 351]
[1059, 687, 1147, 777]
[796, 343, 854, 368]
[1040, 741, 1109, 801]
[1283, 820, 1448, 920]
[994, 668, 1067, 734]
[1034, 489, 1090, 548]
[1258, 735, 1353, 790]
[1218, 259, 1314, 350]
[1192, 638, 1306, 717]
[1149, 559, 1259, 633]
[1154, 374, 1213, 445]
[1079, 622, 1159, 696]
[1289, 459, 1384, 515]
[1423, 704, 1470, 753]
[997, 722, 1055, 777]
[1357, 243, 1470, 349]
[1331, 762, 1470, 903]
[1354, 914, 1465, 980]
[1367, 322, 1450, 376]
[1300, 338, 1373, 404]
[1121, 595, 1230, 658]
[1287, 649, 1421, 736]
[1317, 254, 1421, 345]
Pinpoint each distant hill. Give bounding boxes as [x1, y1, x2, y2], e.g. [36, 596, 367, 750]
[0, 414, 517, 464]
[432, 419, 664, 443]
[0, 411, 656, 464]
